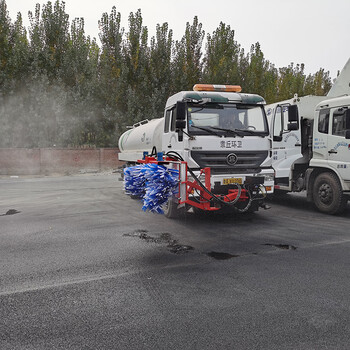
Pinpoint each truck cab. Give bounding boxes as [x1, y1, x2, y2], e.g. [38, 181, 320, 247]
[162, 85, 274, 194]
[310, 96, 350, 201]
[266, 94, 326, 191]
[266, 94, 350, 214]
[265, 58, 350, 214]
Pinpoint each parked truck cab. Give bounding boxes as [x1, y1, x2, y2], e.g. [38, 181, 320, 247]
[266, 93, 350, 214]
[309, 96, 350, 212]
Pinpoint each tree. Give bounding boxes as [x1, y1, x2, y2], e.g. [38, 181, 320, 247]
[277, 63, 306, 101]
[98, 5, 124, 93]
[0, 1, 29, 92]
[172, 16, 204, 91]
[28, 0, 70, 81]
[61, 18, 95, 87]
[123, 9, 148, 89]
[203, 22, 240, 85]
[304, 68, 332, 96]
[243, 43, 278, 101]
[0, 0, 13, 89]
[121, 9, 150, 127]
[147, 22, 173, 118]
[0, 2, 339, 148]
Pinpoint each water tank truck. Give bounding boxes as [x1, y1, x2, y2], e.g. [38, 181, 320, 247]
[118, 84, 275, 217]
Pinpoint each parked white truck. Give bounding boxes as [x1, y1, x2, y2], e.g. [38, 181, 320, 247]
[265, 59, 350, 214]
[119, 84, 274, 217]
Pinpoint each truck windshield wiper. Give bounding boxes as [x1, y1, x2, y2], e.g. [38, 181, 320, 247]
[211, 126, 266, 137]
[209, 126, 243, 136]
[234, 128, 268, 136]
[190, 125, 222, 137]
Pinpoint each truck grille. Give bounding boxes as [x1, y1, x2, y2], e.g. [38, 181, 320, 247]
[190, 150, 268, 174]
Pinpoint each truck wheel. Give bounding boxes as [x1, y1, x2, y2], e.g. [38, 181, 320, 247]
[163, 197, 183, 219]
[313, 172, 347, 215]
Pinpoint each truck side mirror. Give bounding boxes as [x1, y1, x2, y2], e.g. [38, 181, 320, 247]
[287, 105, 299, 130]
[345, 130, 350, 139]
[175, 102, 186, 141]
[176, 101, 186, 120]
[176, 120, 186, 129]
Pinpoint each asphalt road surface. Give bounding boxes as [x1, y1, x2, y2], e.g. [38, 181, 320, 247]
[1, 173, 350, 350]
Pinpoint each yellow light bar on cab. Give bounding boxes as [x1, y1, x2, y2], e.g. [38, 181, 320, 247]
[193, 84, 242, 93]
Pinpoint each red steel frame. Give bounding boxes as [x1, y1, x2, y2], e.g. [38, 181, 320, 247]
[137, 156, 249, 211]
[178, 162, 248, 211]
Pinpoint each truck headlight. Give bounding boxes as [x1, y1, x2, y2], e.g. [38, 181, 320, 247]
[263, 173, 274, 182]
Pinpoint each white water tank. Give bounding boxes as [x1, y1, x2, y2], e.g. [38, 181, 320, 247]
[118, 118, 164, 162]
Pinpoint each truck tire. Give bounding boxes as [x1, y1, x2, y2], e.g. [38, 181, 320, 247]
[163, 197, 183, 219]
[313, 172, 347, 215]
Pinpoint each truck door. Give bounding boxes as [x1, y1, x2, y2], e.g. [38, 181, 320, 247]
[272, 105, 302, 183]
[313, 108, 329, 161]
[327, 107, 350, 182]
[162, 106, 183, 156]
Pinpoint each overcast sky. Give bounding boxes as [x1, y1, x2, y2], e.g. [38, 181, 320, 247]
[6, 0, 350, 80]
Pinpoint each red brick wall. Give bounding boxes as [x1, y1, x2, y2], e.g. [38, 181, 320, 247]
[0, 148, 124, 175]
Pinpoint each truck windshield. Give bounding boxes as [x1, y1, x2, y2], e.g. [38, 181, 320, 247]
[187, 103, 268, 136]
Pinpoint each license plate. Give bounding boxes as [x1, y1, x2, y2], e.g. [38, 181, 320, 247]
[223, 177, 243, 185]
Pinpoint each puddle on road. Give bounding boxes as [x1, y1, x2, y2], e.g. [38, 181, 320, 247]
[124, 231, 297, 259]
[263, 243, 297, 250]
[0, 209, 21, 216]
[206, 251, 239, 260]
[123, 229, 194, 254]
[206, 244, 297, 260]
[124, 230, 171, 243]
[168, 244, 194, 254]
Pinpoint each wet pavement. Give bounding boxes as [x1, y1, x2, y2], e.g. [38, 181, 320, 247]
[0, 173, 350, 349]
